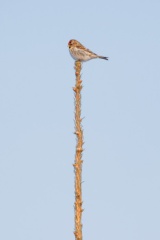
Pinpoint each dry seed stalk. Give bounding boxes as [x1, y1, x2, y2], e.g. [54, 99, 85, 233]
[73, 61, 84, 240]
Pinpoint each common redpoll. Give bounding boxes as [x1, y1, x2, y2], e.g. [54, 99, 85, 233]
[68, 39, 108, 62]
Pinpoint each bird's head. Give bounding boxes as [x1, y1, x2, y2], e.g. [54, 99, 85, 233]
[68, 39, 77, 48]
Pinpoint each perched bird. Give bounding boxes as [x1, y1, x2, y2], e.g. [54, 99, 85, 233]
[68, 39, 108, 62]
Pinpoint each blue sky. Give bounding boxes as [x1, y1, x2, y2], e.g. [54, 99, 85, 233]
[0, 0, 160, 239]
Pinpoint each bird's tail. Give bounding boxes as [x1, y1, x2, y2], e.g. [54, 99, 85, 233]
[98, 56, 109, 60]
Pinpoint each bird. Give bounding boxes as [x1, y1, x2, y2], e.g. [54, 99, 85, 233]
[68, 39, 108, 62]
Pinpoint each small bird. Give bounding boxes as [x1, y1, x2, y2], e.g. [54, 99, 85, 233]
[68, 39, 108, 62]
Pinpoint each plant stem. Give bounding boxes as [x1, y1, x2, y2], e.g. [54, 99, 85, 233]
[73, 61, 83, 240]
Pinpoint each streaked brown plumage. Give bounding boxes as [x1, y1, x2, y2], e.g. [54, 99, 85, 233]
[68, 39, 108, 62]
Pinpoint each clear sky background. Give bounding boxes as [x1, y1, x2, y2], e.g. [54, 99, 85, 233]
[0, 0, 160, 239]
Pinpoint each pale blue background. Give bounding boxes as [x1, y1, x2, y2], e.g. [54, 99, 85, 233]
[0, 0, 160, 239]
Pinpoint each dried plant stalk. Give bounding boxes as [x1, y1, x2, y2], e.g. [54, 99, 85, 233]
[73, 61, 83, 240]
